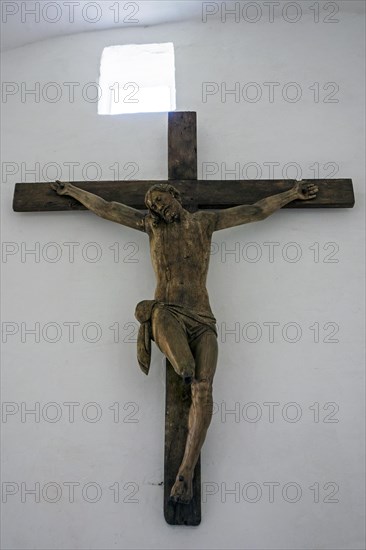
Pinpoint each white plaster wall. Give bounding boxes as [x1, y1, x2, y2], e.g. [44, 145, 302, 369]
[1, 3, 365, 549]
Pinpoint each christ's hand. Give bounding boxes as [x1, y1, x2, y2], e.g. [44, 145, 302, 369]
[294, 182, 318, 201]
[50, 180, 71, 195]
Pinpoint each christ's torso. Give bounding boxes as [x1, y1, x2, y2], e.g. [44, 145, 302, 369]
[146, 211, 216, 315]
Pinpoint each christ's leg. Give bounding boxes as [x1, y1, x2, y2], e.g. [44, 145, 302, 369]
[151, 305, 195, 383]
[170, 330, 218, 503]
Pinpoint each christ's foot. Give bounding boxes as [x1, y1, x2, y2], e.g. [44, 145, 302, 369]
[170, 473, 193, 504]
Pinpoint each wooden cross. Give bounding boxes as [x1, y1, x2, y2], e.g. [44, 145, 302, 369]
[13, 112, 354, 525]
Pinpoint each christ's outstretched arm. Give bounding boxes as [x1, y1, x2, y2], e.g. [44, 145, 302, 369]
[210, 182, 318, 231]
[50, 180, 146, 232]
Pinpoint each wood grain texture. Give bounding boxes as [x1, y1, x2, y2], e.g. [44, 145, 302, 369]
[168, 112, 197, 180]
[13, 179, 355, 212]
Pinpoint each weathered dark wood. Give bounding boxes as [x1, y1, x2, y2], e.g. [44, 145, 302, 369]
[13, 178, 355, 212]
[168, 112, 197, 180]
[164, 111, 201, 526]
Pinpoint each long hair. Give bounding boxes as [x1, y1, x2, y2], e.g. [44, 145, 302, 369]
[145, 184, 182, 225]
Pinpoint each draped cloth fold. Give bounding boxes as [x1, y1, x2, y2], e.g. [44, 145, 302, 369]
[134, 300, 217, 375]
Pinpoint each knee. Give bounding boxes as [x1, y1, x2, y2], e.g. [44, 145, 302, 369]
[181, 358, 196, 383]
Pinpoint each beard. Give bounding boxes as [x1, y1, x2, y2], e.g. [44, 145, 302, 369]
[161, 206, 179, 223]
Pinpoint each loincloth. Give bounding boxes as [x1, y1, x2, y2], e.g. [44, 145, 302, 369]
[134, 300, 217, 375]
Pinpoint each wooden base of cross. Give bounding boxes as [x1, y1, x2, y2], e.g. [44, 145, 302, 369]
[13, 112, 354, 526]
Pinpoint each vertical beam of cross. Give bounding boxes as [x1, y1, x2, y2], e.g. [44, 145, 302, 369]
[164, 112, 201, 526]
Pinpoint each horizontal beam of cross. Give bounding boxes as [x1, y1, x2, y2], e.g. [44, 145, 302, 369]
[13, 179, 354, 212]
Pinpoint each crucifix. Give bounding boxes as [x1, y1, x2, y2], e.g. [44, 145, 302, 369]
[13, 112, 354, 526]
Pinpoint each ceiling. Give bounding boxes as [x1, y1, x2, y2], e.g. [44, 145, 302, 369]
[1, 0, 364, 52]
[0, 1, 203, 51]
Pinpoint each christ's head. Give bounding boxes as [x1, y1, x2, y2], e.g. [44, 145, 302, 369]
[145, 184, 183, 224]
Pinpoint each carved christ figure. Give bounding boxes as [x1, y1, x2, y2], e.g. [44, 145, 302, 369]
[51, 179, 318, 503]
